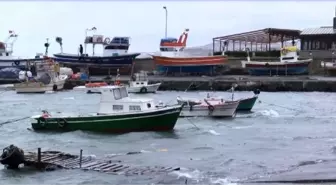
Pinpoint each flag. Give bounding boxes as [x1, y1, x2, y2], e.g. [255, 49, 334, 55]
[91, 27, 97, 31]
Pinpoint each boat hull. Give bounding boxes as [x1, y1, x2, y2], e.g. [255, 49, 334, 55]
[152, 55, 227, 66]
[53, 53, 140, 65]
[31, 105, 182, 133]
[242, 60, 312, 76]
[153, 55, 227, 74]
[179, 101, 239, 118]
[128, 83, 161, 93]
[228, 96, 258, 111]
[0, 58, 45, 70]
[156, 65, 218, 73]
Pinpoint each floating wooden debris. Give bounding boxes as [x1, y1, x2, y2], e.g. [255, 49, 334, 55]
[0, 145, 180, 176]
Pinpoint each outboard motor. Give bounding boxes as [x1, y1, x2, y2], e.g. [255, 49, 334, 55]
[253, 89, 261, 95]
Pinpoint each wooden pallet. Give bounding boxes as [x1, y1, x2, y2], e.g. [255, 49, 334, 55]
[23, 150, 180, 175]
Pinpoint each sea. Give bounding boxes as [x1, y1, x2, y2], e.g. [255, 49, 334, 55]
[2, 1, 336, 184]
[0, 90, 336, 184]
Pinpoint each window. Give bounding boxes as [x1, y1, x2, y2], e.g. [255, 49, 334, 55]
[0, 53, 2, 56]
[303, 41, 308, 50]
[6, 53, 9, 56]
[113, 105, 123, 110]
[129, 105, 141, 111]
[147, 103, 151, 108]
[120, 87, 128, 97]
[282, 57, 294, 60]
[315, 41, 320, 50]
[113, 89, 121, 100]
[104, 45, 129, 50]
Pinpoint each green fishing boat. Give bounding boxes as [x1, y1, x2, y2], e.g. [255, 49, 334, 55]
[228, 89, 260, 112]
[31, 86, 183, 133]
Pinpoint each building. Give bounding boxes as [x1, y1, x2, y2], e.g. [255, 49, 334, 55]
[299, 13, 336, 59]
[212, 28, 301, 55]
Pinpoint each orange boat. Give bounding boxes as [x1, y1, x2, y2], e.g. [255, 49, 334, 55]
[152, 29, 227, 73]
[85, 82, 108, 88]
[152, 55, 227, 66]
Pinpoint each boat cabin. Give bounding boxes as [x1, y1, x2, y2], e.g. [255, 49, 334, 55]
[129, 71, 149, 87]
[84, 34, 131, 56]
[103, 37, 130, 56]
[280, 46, 299, 63]
[160, 38, 178, 52]
[159, 29, 189, 52]
[98, 86, 155, 115]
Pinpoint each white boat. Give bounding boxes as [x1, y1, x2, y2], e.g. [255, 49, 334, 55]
[127, 71, 161, 93]
[0, 30, 46, 70]
[177, 96, 239, 118]
[14, 58, 68, 93]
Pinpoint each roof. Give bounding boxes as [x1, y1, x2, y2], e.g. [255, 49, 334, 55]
[300, 26, 336, 35]
[213, 28, 301, 43]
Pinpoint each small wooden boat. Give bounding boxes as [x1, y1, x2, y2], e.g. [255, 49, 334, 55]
[152, 29, 227, 74]
[177, 96, 239, 118]
[31, 85, 183, 133]
[14, 58, 68, 93]
[241, 46, 312, 76]
[0, 145, 25, 169]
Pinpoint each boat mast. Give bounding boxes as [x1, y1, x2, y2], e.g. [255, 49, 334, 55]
[4, 30, 18, 56]
[84, 27, 97, 55]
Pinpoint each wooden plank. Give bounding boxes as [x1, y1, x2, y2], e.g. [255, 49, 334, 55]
[91, 163, 117, 170]
[106, 165, 124, 172]
[105, 166, 129, 173]
[85, 162, 108, 170]
[41, 155, 59, 162]
[48, 156, 74, 164]
[93, 163, 116, 171]
[80, 161, 99, 168]
[65, 157, 92, 168]
[53, 157, 79, 166]
[99, 164, 118, 171]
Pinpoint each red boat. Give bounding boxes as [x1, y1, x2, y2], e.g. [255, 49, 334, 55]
[152, 29, 227, 73]
[152, 55, 227, 66]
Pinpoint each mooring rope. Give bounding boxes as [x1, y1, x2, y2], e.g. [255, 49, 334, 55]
[0, 116, 30, 126]
[258, 100, 302, 112]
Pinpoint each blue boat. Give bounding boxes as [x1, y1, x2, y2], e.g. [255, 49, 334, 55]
[53, 34, 140, 67]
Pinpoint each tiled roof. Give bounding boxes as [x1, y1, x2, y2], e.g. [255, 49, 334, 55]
[300, 26, 336, 35]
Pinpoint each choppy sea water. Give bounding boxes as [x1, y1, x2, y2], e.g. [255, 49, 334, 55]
[0, 90, 335, 184]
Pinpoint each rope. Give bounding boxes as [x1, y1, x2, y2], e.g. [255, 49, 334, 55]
[186, 118, 200, 130]
[0, 116, 30, 126]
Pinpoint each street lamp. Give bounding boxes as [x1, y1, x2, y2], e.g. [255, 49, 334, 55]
[163, 6, 168, 38]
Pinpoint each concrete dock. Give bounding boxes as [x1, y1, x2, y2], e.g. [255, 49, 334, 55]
[64, 75, 336, 92]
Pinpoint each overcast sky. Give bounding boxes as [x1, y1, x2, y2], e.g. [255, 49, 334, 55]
[0, 1, 335, 56]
